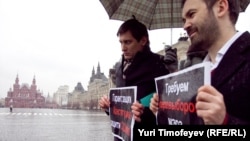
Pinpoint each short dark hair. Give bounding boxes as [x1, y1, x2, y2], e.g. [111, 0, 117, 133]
[117, 18, 150, 46]
[181, 0, 240, 25]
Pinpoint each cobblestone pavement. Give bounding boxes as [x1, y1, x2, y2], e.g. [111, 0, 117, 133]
[0, 108, 113, 141]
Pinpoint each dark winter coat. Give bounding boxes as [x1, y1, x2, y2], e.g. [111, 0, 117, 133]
[212, 31, 250, 124]
[114, 46, 169, 140]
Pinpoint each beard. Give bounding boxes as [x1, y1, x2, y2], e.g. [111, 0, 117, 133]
[189, 11, 220, 52]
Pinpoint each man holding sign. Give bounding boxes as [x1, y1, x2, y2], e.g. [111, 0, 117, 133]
[99, 18, 175, 140]
[148, 0, 250, 125]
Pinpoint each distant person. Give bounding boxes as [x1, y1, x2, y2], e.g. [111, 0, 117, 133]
[10, 105, 13, 113]
[99, 17, 177, 140]
[150, 0, 250, 125]
[163, 45, 179, 72]
[181, 45, 207, 69]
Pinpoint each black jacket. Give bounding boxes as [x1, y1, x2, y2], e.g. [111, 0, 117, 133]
[115, 46, 169, 140]
[212, 31, 250, 124]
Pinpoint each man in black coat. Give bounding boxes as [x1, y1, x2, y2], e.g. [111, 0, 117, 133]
[150, 0, 250, 125]
[99, 18, 176, 140]
[182, 0, 250, 125]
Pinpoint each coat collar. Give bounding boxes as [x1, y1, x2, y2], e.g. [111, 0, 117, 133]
[212, 31, 250, 87]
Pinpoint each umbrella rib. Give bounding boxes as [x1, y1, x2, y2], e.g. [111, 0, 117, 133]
[148, 0, 158, 30]
[170, 0, 173, 45]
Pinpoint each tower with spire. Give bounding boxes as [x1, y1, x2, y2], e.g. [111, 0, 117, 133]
[5, 75, 46, 108]
[89, 62, 107, 83]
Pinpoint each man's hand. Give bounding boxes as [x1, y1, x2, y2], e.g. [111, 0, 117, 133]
[196, 85, 227, 125]
[131, 101, 144, 122]
[99, 95, 110, 111]
[150, 93, 159, 116]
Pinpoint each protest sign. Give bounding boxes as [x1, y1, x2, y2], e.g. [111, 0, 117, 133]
[155, 62, 210, 125]
[109, 86, 137, 141]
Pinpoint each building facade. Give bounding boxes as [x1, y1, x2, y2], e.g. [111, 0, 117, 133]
[53, 85, 69, 108]
[0, 98, 5, 107]
[68, 82, 86, 109]
[80, 62, 109, 110]
[5, 75, 45, 108]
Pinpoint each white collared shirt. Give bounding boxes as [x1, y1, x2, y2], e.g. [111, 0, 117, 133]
[203, 31, 244, 71]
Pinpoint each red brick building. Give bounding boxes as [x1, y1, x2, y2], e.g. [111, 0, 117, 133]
[5, 75, 45, 108]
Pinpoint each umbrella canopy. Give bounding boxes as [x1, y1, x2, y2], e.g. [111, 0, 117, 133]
[100, 0, 183, 30]
[100, 0, 250, 30]
[100, 0, 249, 44]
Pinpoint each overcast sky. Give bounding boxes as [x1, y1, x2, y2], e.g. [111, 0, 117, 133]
[0, 0, 249, 98]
